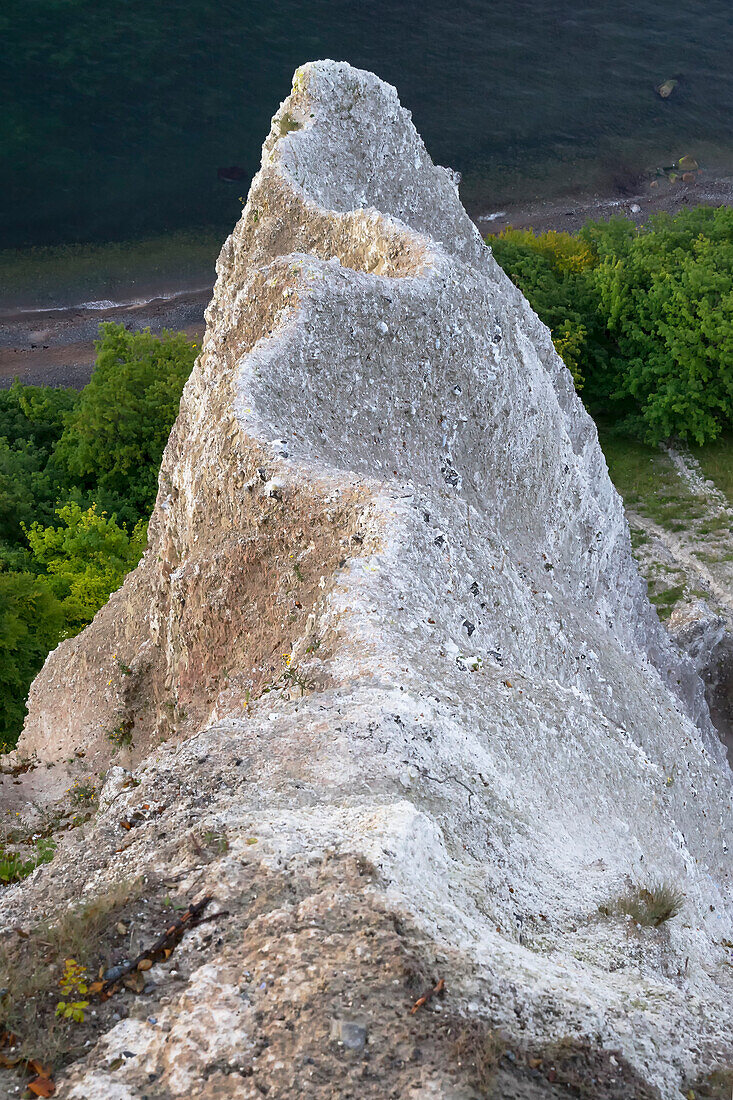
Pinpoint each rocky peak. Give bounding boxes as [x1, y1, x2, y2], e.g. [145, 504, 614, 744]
[1, 61, 731, 1099]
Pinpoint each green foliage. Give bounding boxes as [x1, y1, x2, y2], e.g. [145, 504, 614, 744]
[0, 836, 56, 884]
[490, 206, 733, 444]
[25, 501, 147, 632]
[55, 324, 196, 525]
[598, 425, 708, 529]
[0, 571, 64, 743]
[0, 380, 78, 453]
[0, 382, 78, 549]
[0, 323, 194, 749]
[490, 227, 605, 391]
[55, 958, 90, 1023]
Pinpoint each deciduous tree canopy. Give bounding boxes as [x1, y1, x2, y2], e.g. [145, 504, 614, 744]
[491, 205, 733, 444]
[0, 325, 196, 747]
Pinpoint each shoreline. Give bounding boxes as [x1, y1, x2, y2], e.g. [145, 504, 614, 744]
[3, 172, 733, 390]
[0, 288, 210, 389]
[467, 168, 733, 237]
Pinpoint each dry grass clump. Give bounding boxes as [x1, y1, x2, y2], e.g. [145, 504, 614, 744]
[537, 1037, 661, 1099]
[449, 1019, 505, 1092]
[600, 880, 684, 927]
[0, 879, 141, 1066]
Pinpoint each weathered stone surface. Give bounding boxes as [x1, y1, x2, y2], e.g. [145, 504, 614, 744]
[669, 600, 733, 759]
[1, 61, 732, 1098]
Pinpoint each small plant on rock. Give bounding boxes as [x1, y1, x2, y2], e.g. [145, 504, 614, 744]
[0, 836, 56, 884]
[55, 958, 89, 1023]
[202, 829, 229, 856]
[0, 879, 142, 1064]
[265, 653, 315, 697]
[112, 655, 132, 675]
[278, 112, 301, 136]
[68, 778, 97, 807]
[107, 718, 134, 750]
[603, 881, 684, 927]
[281, 664, 313, 696]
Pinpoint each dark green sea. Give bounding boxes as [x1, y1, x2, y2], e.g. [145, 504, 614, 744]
[2, 0, 733, 250]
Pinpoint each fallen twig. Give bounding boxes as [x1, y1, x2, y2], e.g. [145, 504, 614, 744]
[95, 894, 216, 996]
[410, 977, 445, 1014]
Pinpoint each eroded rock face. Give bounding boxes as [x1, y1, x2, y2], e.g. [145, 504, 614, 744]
[2, 61, 732, 1098]
[669, 601, 733, 761]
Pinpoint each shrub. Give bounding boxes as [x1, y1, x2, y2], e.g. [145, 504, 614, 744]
[490, 206, 733, 444]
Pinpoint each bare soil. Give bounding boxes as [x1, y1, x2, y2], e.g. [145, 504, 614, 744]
[0, 290, 208, 389]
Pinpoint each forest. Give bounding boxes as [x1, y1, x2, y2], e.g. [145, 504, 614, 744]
[0, 325, 196, 745]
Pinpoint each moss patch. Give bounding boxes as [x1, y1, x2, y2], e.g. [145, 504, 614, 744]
[690, 434, 733, 509]
[598, 429, 705, 531]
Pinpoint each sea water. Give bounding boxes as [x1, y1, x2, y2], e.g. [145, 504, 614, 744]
[3, 0, 732, 249]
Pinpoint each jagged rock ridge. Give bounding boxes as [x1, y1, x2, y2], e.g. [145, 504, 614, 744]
[2, 61, 732, 1099]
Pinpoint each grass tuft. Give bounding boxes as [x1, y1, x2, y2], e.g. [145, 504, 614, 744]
[0, 879, 141, 1066]
[449, 1019, 505, 1092]
[602, 881, 684, 927]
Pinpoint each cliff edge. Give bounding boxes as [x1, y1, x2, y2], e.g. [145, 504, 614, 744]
[1, 62, 731, 1099]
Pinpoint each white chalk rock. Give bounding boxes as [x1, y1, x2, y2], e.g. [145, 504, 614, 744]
[7, 61, 732, 1098]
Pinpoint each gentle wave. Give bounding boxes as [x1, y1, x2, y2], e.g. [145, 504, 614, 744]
[11, 285, 212, 317]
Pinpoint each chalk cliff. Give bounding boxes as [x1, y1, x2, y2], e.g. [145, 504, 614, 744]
[1, 62, 732, 1099]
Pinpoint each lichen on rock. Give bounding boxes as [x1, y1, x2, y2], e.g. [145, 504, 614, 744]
[1, 61, 731, 1098]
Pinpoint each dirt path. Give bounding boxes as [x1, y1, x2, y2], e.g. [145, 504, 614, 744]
[629, 510, 733, 621]
[624, 444, 733, 625]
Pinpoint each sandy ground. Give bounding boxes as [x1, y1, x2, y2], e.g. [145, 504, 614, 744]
[0, 289, 208, 389]
[2, 172, 732, 390]
[469, 170, 733, 236]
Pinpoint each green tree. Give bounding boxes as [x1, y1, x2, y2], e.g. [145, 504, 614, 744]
[55, 324, 196, 524]
[588, 210, 733, 443]
[0, 381, 78, 453]
[0, 382, 78, 549]
[24, 502, 147, 633]
[0, 571, 64, 746]
[490, 206, 733, 443]
[490, 228, 607, 391]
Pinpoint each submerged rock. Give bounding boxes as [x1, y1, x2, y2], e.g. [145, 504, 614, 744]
[2, 61, 731, 1098]
[656, 79, 678, 98]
